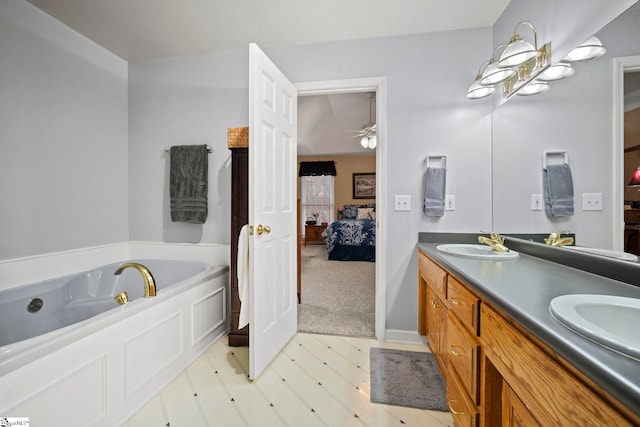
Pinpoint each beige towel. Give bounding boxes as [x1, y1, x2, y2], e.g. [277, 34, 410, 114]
[237, 224, 250, 329]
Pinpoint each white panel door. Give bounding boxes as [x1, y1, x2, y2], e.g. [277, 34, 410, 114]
[248, 43, 297, 379]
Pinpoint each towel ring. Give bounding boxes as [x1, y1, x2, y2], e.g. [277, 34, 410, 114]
[426, 155, 447, 169]
[543, 151, 568, 170]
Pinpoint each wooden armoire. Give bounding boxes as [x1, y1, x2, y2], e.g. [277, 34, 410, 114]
[226, 127, 302, 347]
[228, 127, 249, 346]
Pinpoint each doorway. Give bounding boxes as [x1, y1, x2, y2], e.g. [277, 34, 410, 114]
[296, 78, 387, 341]
[614, 56, 640, 252]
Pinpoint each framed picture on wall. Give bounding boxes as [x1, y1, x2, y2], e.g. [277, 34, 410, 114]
[353, 173, 376, 199]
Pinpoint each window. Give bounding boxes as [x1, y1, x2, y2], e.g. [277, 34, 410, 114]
[301, 175, 335, 228]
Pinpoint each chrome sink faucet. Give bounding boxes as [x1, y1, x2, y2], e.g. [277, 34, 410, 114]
[114, 262, 157, 297]
[478, 232, 510, 252]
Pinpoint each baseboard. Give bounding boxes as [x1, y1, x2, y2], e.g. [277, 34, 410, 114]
[384, 329, 424, 345]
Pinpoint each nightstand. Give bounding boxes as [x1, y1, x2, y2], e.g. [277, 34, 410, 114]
[305, 224, 326, 246]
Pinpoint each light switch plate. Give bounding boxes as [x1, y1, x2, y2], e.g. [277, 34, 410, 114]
[394, 195, 411, 211]
[582, 193, 603, 211]
[445, 195, 455, 211]
[531, 194, 543, 211]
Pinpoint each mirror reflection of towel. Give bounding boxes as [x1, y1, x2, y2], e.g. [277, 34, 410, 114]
[543, 164, 574, 216]
[423, 167, 446, 217]
[237, 224, 250, 329]
[170, 144, 208, 223]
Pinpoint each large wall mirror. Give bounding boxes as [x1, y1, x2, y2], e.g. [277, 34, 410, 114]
[492, 2, 640, 252]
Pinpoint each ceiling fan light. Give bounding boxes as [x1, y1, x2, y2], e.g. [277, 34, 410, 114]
[563, 36, 606, 62]
[368, 135, 377, 149]
[360, 135, 369, 149]
[538, 62, 575, 81]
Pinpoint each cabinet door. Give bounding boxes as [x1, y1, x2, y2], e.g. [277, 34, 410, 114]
[502, 383, 541, 427]
[427, 286, 447, 371]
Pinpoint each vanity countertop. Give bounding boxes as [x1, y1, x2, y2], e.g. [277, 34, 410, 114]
[417, 239, 640, 417]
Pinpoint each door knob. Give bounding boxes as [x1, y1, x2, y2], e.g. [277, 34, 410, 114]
[256, 224, 271, 235]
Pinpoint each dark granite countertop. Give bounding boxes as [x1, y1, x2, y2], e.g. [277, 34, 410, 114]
[417, 233, 640, 417]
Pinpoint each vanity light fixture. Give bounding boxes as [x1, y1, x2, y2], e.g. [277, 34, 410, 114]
[498, 21, 540, 68]
[628, 167, 640, 187]
[467, 62, 497, 99]
[467, 20, 551, 100]
[516, 79, 550, 96]
[563, 36, 607, 62]
[537, 62, 575, 81]
[480, 45, 517, 85]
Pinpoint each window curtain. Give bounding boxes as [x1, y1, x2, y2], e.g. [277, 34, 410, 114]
[301, 175, 335, 229]
[298, 161, 337, 176]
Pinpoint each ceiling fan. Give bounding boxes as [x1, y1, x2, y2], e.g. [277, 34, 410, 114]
[351, 93, 377, 149]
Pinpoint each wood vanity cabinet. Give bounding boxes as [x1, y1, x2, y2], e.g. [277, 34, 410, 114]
[417, 249, 639, 427]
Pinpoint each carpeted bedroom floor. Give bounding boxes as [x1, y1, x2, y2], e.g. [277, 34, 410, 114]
[297, 244, 376, 337]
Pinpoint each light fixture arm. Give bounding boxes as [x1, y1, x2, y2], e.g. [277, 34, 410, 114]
[490, 43, 510, 62]
[511, 21, 538, 50]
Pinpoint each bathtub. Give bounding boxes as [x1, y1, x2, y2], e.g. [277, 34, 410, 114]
[0, 258, 229, 426]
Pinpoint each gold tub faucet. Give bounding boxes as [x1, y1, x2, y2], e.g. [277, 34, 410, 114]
[478, 232, 510, 252]
[545, 233, 574, 247]
[113, 262, 157, 297]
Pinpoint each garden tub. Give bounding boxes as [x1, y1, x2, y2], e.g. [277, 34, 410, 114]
[0, 258, 229, 426]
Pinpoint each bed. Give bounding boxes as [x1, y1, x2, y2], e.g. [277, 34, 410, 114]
[321, 204, 376, 261]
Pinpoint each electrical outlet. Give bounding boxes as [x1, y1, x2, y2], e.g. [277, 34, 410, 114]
[531, 194, 543, 211]
[394, 195, 411, 211]
[582, 193, 603, 211]
[445, 195, 455, 211]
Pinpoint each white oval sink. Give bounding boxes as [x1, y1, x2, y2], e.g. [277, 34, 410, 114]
[436, 244, 519, 260]
[550, 294, 640, 361]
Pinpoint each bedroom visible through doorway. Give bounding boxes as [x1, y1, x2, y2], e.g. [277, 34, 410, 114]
[296, 91, 377, 337]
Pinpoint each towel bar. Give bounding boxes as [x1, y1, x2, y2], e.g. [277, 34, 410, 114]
[543, 151, 568, 170]
[164, 145, 213, 153]
[426, 155, 447, 169]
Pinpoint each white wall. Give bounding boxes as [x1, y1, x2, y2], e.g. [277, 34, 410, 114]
[0, 0, 129, 260]
[128, 51, 248, 244]
[129, 29, 495, 332]
[492, 0, 640, 249]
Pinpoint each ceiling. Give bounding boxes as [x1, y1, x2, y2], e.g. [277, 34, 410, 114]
[25, 0, 511, 156]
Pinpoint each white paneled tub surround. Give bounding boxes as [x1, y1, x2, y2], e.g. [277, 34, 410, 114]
[0, 258, 229, 427]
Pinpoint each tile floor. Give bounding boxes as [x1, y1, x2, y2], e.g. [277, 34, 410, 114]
[124, 333, 453, 426]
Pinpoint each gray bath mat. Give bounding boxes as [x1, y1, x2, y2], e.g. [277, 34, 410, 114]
[370, 348, 448, 411]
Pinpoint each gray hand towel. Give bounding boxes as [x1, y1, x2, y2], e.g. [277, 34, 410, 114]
[543, 163, 574, 216]
[170, 145, 208, 224]
[423, 167, 446, 217]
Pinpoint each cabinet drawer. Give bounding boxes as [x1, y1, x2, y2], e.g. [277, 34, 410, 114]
[419, 251, 447, 298]
[446, 365, 479, 427]
[447, 311, 480, 404]
[481, 304, 632, 427]
[447, 276, 480, 335]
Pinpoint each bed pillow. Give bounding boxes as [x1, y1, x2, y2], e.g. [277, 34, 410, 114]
[357, 207, 374, 220]
[343, 204, 360, 219]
